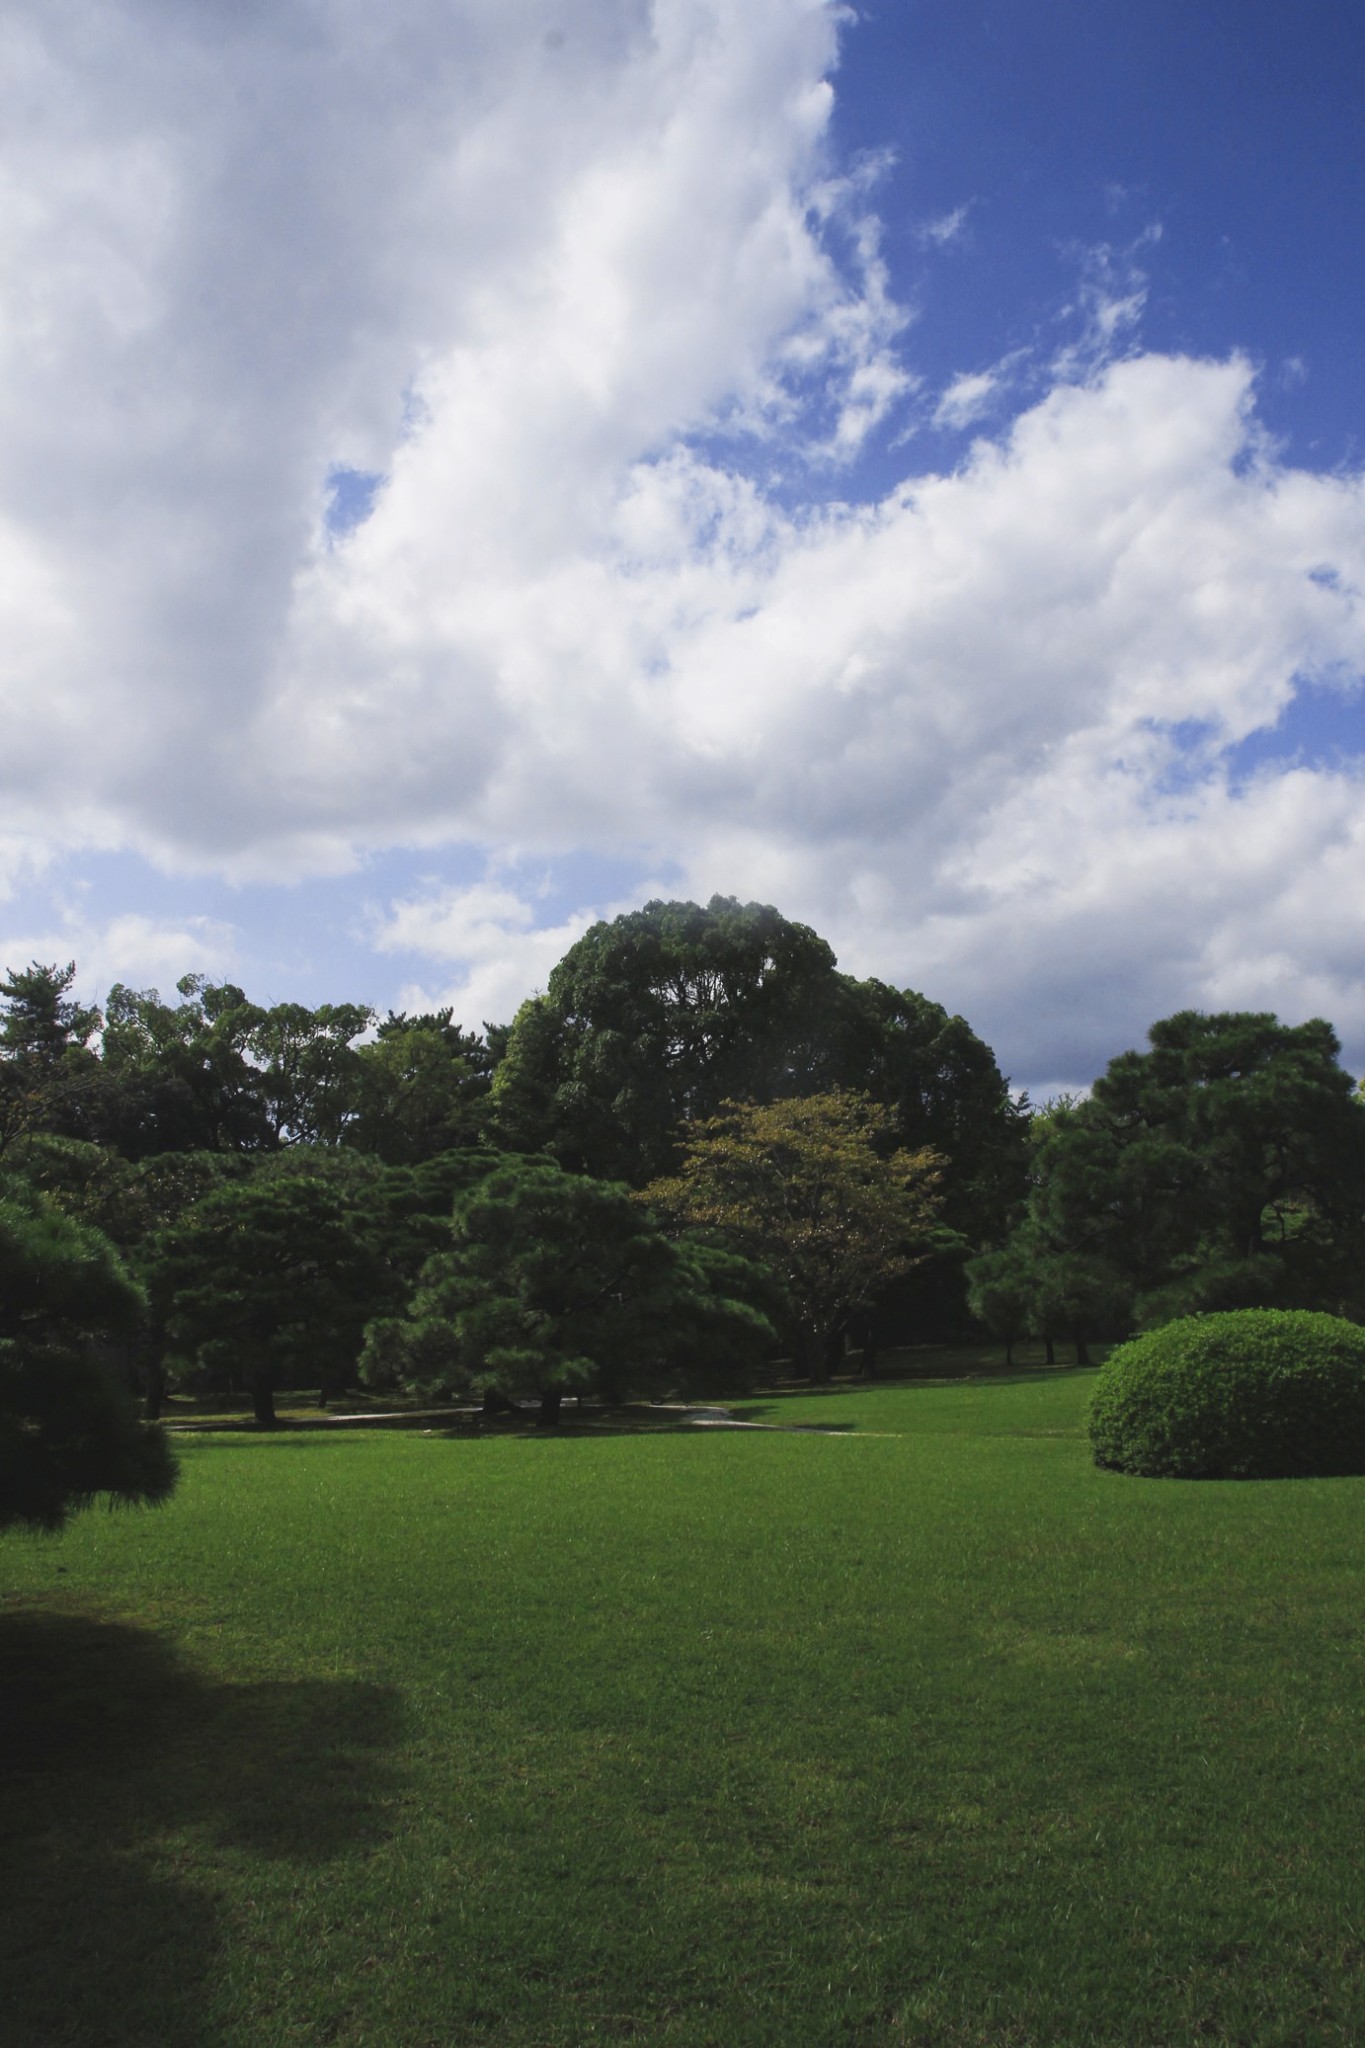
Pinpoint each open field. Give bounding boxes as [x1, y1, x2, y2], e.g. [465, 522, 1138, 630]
[4, 1372, 1364, 2046]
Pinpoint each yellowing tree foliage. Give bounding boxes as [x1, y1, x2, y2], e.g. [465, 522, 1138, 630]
[642, 1091, 949, 1373]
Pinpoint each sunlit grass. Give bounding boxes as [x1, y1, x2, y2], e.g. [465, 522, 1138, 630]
[4, 1376, 1364, 2044]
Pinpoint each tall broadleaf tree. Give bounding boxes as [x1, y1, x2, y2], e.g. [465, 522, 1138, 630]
[489, 898, 1026, 1261]
[642, 1091, 951, 1374]
[99, 978, 273, 1156]
[344, 1011, 496, 1163]
[978, 1010, 1365, 1338]
[490, 897, 847, 1185]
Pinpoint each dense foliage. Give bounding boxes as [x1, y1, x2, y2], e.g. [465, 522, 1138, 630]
[490, 897, 1026, 1239]
[361, 1155, 775, 1421]
[4, 920, 1363, 1432]
[1088, 1308, 1365, 1479]
[152, 1176, 388, 1427]
[0, 1184, 177, 1527]
[643, 1091, 949, 1372]
[969, 1011, 1365, 1360]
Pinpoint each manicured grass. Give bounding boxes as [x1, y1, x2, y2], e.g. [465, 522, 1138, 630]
[4, 1375, 1364, 2045]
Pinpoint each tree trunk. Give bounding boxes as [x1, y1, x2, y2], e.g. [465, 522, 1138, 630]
[1044, 1335, 1055, 1367]
[142, 1352, 167, 1422]
[538, 1388, 563, 1428]
[597, 1363, 622, 1407]
[1074, 1333, 1091, 1367]
[482, 1386, 523, 1417]
[789, 1324, 819, 1380]
[252, 1371, 279, 1429]
[1005, 1336, 1014, 1368]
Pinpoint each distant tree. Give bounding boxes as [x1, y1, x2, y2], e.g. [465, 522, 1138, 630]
[488, 898, 1027, 1271]
[0, 962, 105, 1154]
[361, 1157, 775, 1424]
[0, 961, 101, 1062]
[248, 1001, 374, 1146]
[98, 980, 379, 1157]
[993, 1010, 1365, 1342]
[255, 1144, 514, 1335]
[1024, 1247, 1131, 1367]
[99, 978, 273, 1156]
[826, 978, 1029, 1247]
[490, 896, 845, 1184]
[152, 1176, 385, 1424]
[964, 1241, 1035, 1368]
[360, 1149, 514, 1293]
[642, 1091, 950, 1375]
[13, 1139, 501, 1421]
[0, 1185, 176, 1530]
[345, 1012, 494, 1162]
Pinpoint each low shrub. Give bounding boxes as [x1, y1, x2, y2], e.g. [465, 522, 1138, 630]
[1088, 1308, 1365, 1479]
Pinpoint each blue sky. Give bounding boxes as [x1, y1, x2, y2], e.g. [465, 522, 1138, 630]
[842, 1, 1361, 460]
[1, 1, 1361, 1094]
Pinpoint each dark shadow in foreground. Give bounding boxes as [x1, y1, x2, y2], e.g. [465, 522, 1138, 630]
[0, 1602, 404, 2048]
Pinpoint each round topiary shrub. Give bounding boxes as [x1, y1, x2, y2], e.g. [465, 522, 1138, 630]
[1088, 1309, 1365, 1479]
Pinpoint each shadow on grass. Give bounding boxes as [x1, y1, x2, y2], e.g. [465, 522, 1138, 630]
[0, 1601, 404, 2048]
[726, 1408, 862, 1430]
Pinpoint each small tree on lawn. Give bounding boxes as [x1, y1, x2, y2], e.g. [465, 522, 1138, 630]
[0, 1186, 177, 1530]
[361, 1157, 774, 1424]
[642, 1091, 950, 1375]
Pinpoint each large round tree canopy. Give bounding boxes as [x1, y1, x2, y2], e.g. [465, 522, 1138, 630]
[489, 896, 1026, 1236]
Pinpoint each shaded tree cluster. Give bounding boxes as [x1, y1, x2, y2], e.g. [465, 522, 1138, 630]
[7, 900, 1363, 1528]
[967, 1010, 1365, 1362]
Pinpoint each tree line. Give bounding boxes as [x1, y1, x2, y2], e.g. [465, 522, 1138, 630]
[4, 894, 1364, 1526]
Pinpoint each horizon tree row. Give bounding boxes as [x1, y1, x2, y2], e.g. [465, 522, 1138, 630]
[4, 896, 1365, 1518]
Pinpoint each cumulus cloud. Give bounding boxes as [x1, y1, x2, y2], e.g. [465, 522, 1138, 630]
[0, 911, 239, 1003]
[2, 2, 1363, 1086]
[1, 0, 874, 861]
[369, 878, 602, 1029]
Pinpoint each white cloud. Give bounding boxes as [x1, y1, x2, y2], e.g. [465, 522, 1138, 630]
[932, 369, 998, 430]
[0, 911, 238, 1005]
[2, 4, 1364, 1087]
[1051, 228, 1160, 383]
[917, 203, 970, 248]
[371, 879, 603, 1030]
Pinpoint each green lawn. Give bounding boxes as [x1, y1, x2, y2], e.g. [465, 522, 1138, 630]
[4, 1373, 1364, 2045]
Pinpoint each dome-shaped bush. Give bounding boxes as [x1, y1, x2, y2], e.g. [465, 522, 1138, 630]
[1088, 1309, 1365, 1479]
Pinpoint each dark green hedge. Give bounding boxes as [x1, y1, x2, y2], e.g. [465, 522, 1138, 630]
[1088, 1309, 1365, 1479]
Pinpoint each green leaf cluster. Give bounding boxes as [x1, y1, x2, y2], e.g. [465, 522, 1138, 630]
[1088, 1308, 1365, 1478]
[361, 1156, 775, 1418]
[0, 1183, 176, 1528]
[643, 1091, 950, 1370]
[969, 1010, 1365, 1360]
